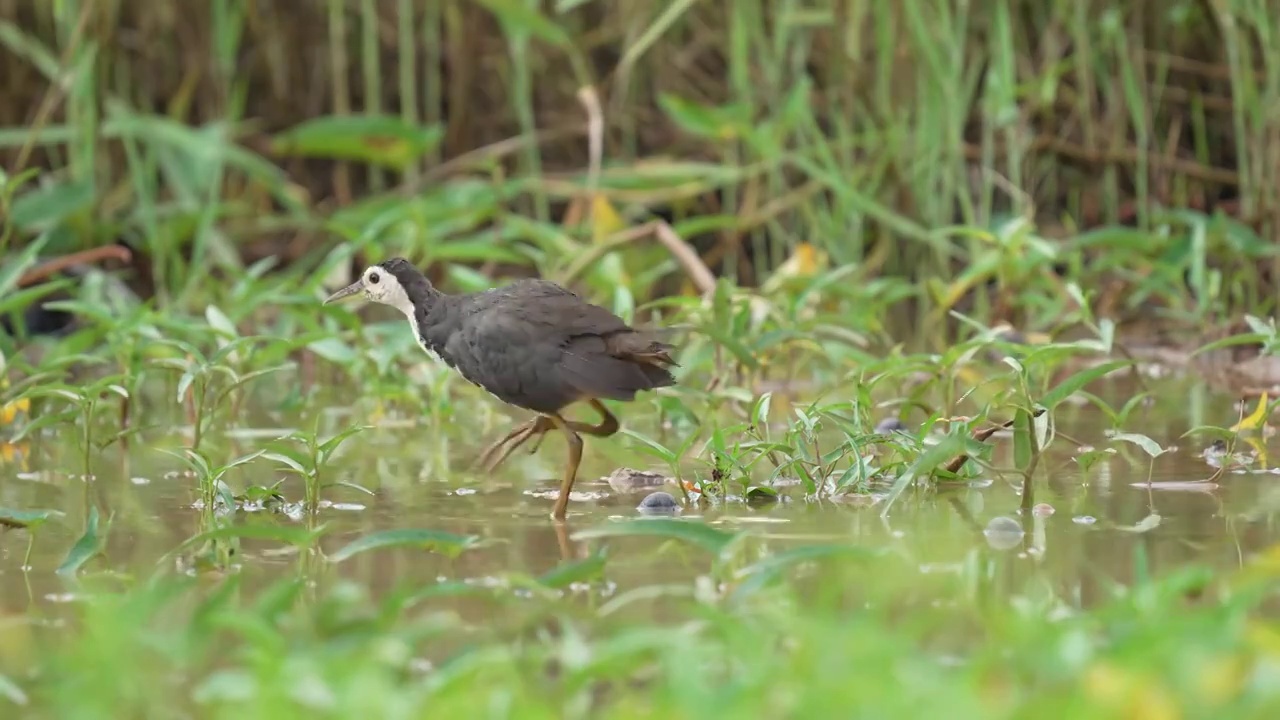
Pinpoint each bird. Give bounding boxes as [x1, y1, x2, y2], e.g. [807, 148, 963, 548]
[323, 257, 678, 520]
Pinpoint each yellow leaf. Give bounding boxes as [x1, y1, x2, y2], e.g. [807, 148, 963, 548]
[1230, 392, 1270, 432]
[776, 242, 828, 278]
[590, 194, 626, 243]
[1082, 663, 1181, 720]
[0, 441, 28, 467]
[0, 398, 28, 426]
[761, 243, 830, 295]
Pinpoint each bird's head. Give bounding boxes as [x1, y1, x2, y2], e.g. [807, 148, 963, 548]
[322, 257, 426, 317]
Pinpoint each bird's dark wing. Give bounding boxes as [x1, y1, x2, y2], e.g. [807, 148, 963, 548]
[450, 280, 676, 413]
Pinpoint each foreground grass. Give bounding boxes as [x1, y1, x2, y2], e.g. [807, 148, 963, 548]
[4, 535, 1279, 718]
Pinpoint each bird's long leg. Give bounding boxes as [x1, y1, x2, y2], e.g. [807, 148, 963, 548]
[575, 399, 620, 437]
[546, 413, 584, 521]
[525, 398, 619, 455]
[476, 416, 553, 471]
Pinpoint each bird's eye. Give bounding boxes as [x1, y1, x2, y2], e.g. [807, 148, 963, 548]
[369, 273, 380, 285]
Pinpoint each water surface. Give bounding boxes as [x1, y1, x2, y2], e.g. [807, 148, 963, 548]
[1, 373, 1277, 621]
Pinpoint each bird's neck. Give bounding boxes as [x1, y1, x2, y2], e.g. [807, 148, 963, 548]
[390, 278, 441, 324]
[405, 292, 459, 358]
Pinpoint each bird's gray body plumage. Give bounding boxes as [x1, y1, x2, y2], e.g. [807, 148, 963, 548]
[381, 260, 676, 415]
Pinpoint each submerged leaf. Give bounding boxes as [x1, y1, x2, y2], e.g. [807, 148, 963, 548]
[572, 518, 742, 556]
[327, 529, 486, 562]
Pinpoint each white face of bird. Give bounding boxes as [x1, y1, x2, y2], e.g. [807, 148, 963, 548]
[322, 264, 415, 319]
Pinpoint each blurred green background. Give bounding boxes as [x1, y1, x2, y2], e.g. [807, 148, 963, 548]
[2, 0, 1276, 322]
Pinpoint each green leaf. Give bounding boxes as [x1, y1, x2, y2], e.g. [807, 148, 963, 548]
[0, 234, 48, 297]
[321, 481, 375, 497]
[307, 337, 359, 364]
[617, 429, 676, 464]
[657, 94, 746, 140]
[262, 451, 308, 475]
[7, 408, 76, 443]
[56, 506, 106, 576]
[327, 529, 487, 562]
[176, 368, 198, 403]
[8, 177, 95, 231]
[1108, 431, 1166, 458]
[572, 518, 742, 556]
[1181, 425, 1238, 442]
[271, 116, 443, 170]
[472, 0, 571, 46]
[880, 430, 974, 515]
[0, 672, 27, 706]
[1075, 447, 1116, 474]
[0, 508, 61, 530]
[0, 278, 73, 318]
[1013, 408, 1035, 471]
[204, 305, 239, 339]
[1192, 332, 1270, 356]
[1040, 360, 1131, 410]
[319, 424, 371, 456]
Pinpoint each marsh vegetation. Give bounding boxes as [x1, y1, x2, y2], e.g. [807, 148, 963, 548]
[2, 1, 1280, 717]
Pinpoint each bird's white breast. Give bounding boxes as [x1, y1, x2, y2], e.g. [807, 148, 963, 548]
[413, 330, 441, 362]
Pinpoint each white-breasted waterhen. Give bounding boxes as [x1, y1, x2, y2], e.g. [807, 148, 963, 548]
[323, 257, 678, 520]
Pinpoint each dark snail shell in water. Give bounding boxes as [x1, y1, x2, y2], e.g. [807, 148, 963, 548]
[637, 491, 680, 515]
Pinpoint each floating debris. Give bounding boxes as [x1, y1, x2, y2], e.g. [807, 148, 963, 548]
[317, 501, 367, 512]
[1127, 481, 1219, 492]
[525, 489, 610, 503]
[1072, 516, 1097, 525]
[604, 467, 671, 494]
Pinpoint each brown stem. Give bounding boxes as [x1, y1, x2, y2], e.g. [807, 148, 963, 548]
[16, 246, 133, 288]
[942, 408, 1047, 475]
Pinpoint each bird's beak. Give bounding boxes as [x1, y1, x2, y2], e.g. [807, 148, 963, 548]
[323, 279, 365, 305]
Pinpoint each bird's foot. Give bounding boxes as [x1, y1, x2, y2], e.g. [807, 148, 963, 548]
[476, 416, 554, 472]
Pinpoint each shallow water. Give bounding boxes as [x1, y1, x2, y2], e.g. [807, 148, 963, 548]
[1, 372, 1278, 620]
